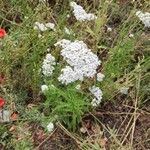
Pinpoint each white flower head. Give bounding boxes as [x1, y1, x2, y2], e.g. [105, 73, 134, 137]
[34, 22, 56, 31]
[55, 39, 101, 84]
[136, 11, 150, 27]
[41, 85, 48, 92]
[70, 1, 97, 21]
[42, 53, 56, 76]
[97, 73, 105, 82]
[47, 122, 54, 132]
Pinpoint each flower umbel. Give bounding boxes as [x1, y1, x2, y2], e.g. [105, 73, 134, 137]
[70, 2, 97, 21]
[55, 39, 101, 84]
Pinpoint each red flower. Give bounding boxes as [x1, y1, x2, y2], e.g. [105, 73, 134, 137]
[0, 28, 6, 38]
[0, 97, 5, 107]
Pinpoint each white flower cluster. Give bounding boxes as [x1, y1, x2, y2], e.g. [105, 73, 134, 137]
[89, 86, 103, 107]
[34, 22, 55, 31]
[136, 11, 150, 27]
[42, 54, 56, 76]
[55, 39, 101, 85]
[70, 2, 97, 21]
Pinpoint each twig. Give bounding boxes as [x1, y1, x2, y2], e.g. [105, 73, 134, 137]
[35, 128, 57, 150]
[130, 71, 141, 148]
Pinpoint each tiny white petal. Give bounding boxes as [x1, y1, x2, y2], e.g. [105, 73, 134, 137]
[47, 48, 51, 52]
[97, 73, 105, 82]
[129, 33, 134, 38]
[67, 14, 70, 18]
[107, 27, 112, 32]
[47, 122, 54, 132]
[75, 84, 81, 90]
[41, 85, 48, 92]
[64, 27, 71, 35]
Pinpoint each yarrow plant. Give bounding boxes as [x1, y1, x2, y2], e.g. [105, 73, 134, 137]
[136, 11, 150, 27]
[41, 39, 104, 108]
[70, 2, 97, 21]
[40, 5, 104, 129]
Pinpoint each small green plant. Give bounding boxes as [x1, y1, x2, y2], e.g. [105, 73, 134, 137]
[43, 84, 90, 131]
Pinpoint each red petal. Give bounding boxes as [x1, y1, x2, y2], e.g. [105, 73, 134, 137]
[0, 97, 5, 107]
[0, 28, 7, 38]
